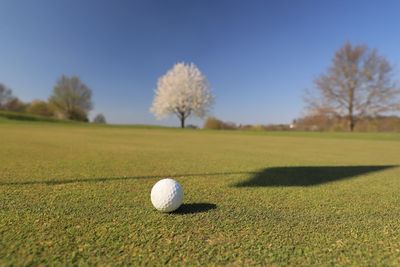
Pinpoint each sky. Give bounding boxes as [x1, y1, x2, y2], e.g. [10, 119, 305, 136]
[1, 0, 400, 126]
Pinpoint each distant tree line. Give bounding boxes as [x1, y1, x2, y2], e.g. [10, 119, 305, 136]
[0, 75, 106, 123]
[203, 117, 291, 131]
[203, 114, 400, 133]
[293, 115, 400, 132]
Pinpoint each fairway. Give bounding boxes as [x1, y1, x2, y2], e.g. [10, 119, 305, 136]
[1, 120, 400, 265]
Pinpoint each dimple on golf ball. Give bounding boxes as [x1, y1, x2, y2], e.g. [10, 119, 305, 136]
[151, 178, 183, 212]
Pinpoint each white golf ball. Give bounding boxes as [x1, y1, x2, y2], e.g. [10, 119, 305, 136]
[151, 178, 183, 212]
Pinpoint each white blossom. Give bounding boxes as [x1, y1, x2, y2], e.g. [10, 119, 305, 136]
[150, 62, 214, 127]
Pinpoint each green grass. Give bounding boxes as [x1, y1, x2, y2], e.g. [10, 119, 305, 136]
[1, 121, 400, 265]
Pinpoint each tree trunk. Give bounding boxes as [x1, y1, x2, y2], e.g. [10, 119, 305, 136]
[348, 88, 355, 132]
[180, 116, 185, 128]
[347, 106, 355, 131]
[348, 116, 355, 132]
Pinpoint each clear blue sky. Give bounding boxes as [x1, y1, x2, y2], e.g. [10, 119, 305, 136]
[1, 0, 400, 126]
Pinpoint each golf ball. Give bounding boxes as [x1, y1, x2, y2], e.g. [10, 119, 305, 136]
[151, 178, 183, 212]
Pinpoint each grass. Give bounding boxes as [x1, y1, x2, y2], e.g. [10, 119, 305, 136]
[0, 121, 400, 265]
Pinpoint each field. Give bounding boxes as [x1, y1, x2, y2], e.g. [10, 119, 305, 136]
[1, 119, 400, 265]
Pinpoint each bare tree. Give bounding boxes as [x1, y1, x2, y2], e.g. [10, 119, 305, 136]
[150, 62, 214, 128]
[49, 75, 93, 121]
[306, 42, 400, 131]
[0, 84, 13, 109]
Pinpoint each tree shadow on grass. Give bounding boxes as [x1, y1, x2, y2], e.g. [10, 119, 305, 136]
[234, 165, 397, 187]
[171, 203, 217, 215]
[0, 171, 253, 186]
[1, 166, 397, 187]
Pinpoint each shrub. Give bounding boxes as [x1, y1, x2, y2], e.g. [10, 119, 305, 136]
[186, 124, 198, 129]
[93, 113, 107, 124]
[203, 117, 221, 129]
[203, 117, 237, 130]
[68, 108, 89, 122]
[27, 100, 54, 117]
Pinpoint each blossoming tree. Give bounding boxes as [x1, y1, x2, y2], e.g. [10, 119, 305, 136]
[150, 62, 214, 128]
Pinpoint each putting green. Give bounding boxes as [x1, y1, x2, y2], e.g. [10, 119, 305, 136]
[1, 120, 400, 265]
